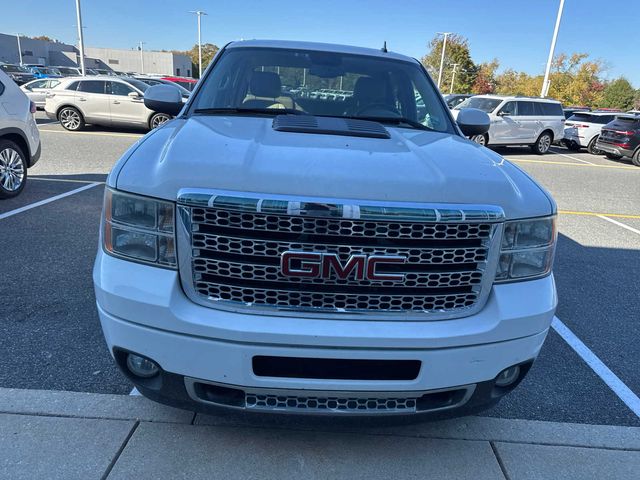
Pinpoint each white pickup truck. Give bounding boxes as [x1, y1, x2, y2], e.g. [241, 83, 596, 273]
[93, 40, 558, 418]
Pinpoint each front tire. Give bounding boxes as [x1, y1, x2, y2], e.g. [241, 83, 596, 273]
[58, 106, 85, 131]
[587, 136, 601, 155]
[149, 113, 171, 130]
[0, 140, 27, 199]
[531, 132, 552, 155]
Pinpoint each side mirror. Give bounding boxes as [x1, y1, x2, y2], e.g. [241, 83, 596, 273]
[456, 108, 490, 137]
[143, 85, 183, 116]
[128, 91, 141, 99]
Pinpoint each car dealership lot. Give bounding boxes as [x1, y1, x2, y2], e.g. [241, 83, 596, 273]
[1, 114, 639, 429]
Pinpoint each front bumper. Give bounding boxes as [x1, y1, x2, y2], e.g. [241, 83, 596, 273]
[94, 252, 557, 416]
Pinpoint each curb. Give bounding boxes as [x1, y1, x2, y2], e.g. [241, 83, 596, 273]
[1, 387, 638, 450]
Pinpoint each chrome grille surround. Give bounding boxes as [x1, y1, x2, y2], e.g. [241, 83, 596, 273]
[177, 189, 504, 320]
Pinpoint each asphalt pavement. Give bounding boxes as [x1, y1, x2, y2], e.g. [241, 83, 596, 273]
[1, 113, 639, 432]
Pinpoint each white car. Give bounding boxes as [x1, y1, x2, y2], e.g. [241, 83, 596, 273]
[563, 111, 618, 154]
[93, 40, 557, 418]
[0, 69, 41, 198]
[44, 76, 172, 131]
[20, 78, 61, 109]
[453, 95, 565, 154]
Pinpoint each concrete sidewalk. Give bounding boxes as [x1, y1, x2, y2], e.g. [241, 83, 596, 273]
[1, 388, 639, 479]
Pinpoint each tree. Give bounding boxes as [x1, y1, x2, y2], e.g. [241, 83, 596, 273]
[32, 35, 53, 42]
[546, 53, 605, 106]
[186, 43, 219, 78]
[421, 34, 476, 93]
[472, 59, 499, 94]
[601, 78, 636, 110]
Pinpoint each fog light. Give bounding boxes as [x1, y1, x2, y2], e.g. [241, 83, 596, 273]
[126, 353, 159, 378]
[495, 365, 520, 387]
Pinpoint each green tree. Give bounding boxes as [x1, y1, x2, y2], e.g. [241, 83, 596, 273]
[421, 34, 476, 93]
[183, 43, 219, 78]
[546, 53, 604, 106]
[601, 78, 636, 110]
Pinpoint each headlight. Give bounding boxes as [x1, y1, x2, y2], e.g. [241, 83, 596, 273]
[102, 188, 176, 268]
[494, 216, 556, 282]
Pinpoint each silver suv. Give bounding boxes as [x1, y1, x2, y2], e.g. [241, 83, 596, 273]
[0, 69, 41, 198]
[453, 95, 565, 154]
[45, 76, 172, 131]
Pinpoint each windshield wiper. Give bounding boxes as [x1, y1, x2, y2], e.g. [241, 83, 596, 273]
[344, 115, 434, 131]
[192, 107, 306, 116]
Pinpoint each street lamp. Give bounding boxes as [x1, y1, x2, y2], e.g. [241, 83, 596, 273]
[16, 34, 23, 66]
[75, 0, 86, 76]
[436, 32, 452, 90]
[138, 41, 146, 74]
[189, 10, 208, 78]
[541, 0, 565, 97]
[449, 63, 460, 94]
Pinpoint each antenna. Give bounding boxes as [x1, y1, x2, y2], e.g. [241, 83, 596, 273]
[381, 41, 388, 53]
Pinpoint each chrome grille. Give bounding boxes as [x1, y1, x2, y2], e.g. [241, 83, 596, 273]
[177, 189, 503, 320]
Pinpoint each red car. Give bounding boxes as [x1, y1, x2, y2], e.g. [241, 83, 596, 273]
[161, 76, 197, 92]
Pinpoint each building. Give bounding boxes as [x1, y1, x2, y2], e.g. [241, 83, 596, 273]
[0, 33, 76, 66]
[83, 47, 191, 76]
[0, 32, 192, 77]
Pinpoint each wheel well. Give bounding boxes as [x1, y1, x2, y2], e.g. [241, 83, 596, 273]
[540, 129, 554, 142]
[0, 132, 29, 160]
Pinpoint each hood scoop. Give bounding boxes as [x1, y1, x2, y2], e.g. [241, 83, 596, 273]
[273, 114, 390, 139]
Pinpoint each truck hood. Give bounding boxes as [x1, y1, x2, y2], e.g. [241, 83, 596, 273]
[114, 115, 554, 219]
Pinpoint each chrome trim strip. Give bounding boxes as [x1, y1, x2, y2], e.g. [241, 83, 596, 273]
[177, 188, 505, 223]
[184, 378, 476, 416]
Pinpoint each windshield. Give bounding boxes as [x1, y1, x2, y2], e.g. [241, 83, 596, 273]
[43, 67, 61, 75]
[1, 64, 29, 73]
[122, 78, 150, 92]
[455, 97, 502, 113]
[56, 67, 78, 75]
[191, 47, 454, 132]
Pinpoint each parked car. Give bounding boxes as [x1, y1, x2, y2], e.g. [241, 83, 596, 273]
[563, 106, 590, 119]
[27, 66, 62, 79]
[53, 66, 99, 77]
[562, 111, 617, 154]
[0, 64, 35, 85]
[134, 76, 191, 100]
[0, 69, 41, 198]
[20, 78, 62, 109]
[45, 76, 173, 131]
[443, 93, 472, 109]
[453, 95, 565, 154]
[161, 75, 197, 91]
[596, 113, 640, 166]
[93, 40, 558, 419]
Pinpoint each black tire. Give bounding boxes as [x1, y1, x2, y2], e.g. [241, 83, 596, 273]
[149, 113, 172, 130]
[531, 131, 552, 155]
[587, 136, 601, 155]
[58, 106, 85, 131]
[567, 142, 581, 152]
[0, 139, 28, 199]
[605, 152, 622, 160]
[632, 149, 640, 167]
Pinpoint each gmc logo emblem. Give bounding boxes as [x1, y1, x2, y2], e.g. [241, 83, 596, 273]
[281, 251, 406, 281]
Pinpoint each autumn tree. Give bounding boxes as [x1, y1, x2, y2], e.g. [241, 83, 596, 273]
[472, 59, 499, 94]
[183, 43, 219, 78]
[32, 35, 53, 41]
[421, 34, 476, 93]
[546, 53, 605, 106]
[601, 78, 636, 110]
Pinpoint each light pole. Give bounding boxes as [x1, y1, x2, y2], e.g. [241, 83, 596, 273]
[541, 0, 565, 97]
[189, 10, 208, 78]
[16, 34, 23, 65]
[75, 0, 86, 76]
[138, 41, 145, 74]
[449, 63, 460, 94]
[436, 32, 452, 90]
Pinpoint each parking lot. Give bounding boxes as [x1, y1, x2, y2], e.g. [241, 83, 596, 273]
[1, 112, 639, 429]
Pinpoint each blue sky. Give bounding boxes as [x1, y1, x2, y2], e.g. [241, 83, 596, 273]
[1, 0, 637, 85]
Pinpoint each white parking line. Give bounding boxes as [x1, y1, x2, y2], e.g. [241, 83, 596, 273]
[552, 318, 640, 418]
[549, 149, 597, 165]
[0, 182, 101, 221]
[130, 387, 141, 396]
[597, 215, 640, 236]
